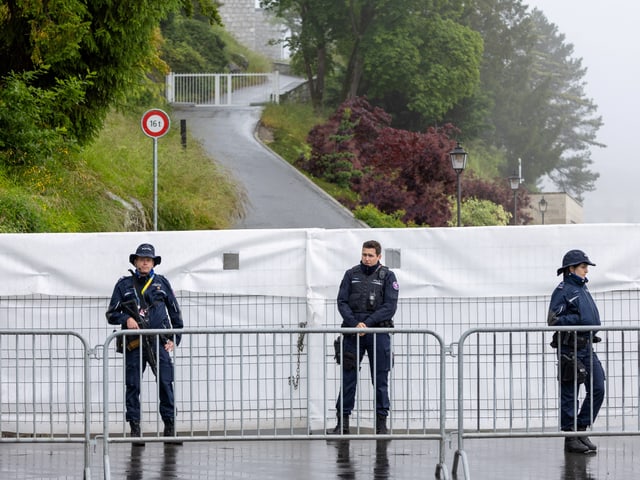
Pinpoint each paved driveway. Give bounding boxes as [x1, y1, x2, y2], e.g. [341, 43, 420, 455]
[172, 78, 365, 229]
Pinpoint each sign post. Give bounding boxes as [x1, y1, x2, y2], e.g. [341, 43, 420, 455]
[141, 109, 170, 231]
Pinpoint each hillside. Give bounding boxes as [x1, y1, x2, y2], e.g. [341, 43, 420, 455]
[0, 107, 244, 233]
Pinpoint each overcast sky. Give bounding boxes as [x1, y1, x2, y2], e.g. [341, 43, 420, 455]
[525, 1, 640, 223]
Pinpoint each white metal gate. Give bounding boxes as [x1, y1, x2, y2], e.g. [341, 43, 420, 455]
[165, 72, 280, 106]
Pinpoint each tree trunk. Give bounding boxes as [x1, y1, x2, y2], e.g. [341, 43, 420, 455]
[343, 43, 364, 99]
[302, 46, 327, 110]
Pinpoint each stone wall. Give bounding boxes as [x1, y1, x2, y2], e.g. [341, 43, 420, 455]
[219, 1, 287, 61]
[526, 192, 584, 225]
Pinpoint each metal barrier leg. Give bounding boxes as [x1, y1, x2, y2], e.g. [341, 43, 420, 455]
[436, 462, 450, 480]
[103, 455, 111, 480]
[452, 449, 470, 479]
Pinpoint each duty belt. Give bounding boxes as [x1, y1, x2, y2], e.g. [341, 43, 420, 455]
[551, 332, 601, 349]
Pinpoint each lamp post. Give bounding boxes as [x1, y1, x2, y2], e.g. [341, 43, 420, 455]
[508, 173, 521, 225]
[538, 196, 548, 225]
[449, 142, 468, 227]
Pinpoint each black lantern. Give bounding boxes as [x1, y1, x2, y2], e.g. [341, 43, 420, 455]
[538, 196, 548, 225]
[449, 143, 468, 227]
[508, 173, 521, 225]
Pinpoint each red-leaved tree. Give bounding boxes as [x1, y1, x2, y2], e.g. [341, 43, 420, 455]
[302, 97, 391, 182]
[354, 126, 459, 226]
[303, 97, 531, 226]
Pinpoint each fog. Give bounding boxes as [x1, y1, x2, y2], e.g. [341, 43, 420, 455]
[526, 0, 640, 223]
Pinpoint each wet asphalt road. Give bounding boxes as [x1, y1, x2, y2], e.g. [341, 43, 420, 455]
[2, 435, 639, 479]
[172, 82, 365, 229]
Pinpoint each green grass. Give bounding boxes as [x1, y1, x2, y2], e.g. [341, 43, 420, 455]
[260, 103, 326, 161]
[0, 107, 244, 232]
[212, 25, 273, 74]
[260, 102, 360, 207]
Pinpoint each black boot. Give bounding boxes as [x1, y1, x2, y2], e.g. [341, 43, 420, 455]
[328, 415, 350, 434]
[163, 418, 183, 445]
[577, 427, 597, 451]
[129, 421, 145, 447]
[376, 414, 388, 434]
[564, 436, 590, 454]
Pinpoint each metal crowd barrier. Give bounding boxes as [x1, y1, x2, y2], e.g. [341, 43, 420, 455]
[452, 325, 640, 480]
[0, 329, 92, 480]
[4, 323, 640, 479]
[166, 72, 279, 106]
[102, 327, 449, 480]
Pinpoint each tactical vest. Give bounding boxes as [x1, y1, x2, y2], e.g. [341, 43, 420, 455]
[348, 265, 389, 313]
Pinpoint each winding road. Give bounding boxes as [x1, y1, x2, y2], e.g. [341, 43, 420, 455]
[172, 76, 365, 229]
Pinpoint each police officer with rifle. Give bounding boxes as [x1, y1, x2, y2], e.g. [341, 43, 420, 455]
[107, 243, 183, 445]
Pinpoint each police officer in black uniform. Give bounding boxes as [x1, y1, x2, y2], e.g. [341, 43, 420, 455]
[106, 243, 183, 445]
[329, 240, 399, 435]
[548, 249, 605, 454]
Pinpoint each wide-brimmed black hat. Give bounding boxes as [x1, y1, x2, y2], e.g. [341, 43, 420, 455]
[557, 249, 595, 275]
[129, 243, 161, 266]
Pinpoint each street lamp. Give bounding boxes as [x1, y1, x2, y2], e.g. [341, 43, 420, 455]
[538, 196, 548, 225]
[449, 142, 468, 227]
[508, 173, 521, 225]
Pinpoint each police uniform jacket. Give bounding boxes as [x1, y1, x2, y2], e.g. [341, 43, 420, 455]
[106, 270, 183, 344]
[337, 262, 399, 328]
[548, 272, 600, 329]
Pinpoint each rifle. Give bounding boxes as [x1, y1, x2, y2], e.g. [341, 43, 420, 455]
[120, 299, 158, 377]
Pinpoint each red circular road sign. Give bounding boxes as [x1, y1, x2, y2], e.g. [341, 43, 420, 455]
[141, 109, 170, 138]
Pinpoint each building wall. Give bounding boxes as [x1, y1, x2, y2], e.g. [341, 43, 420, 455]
[219, 1, 287, 61]
[527, 192, 584, 225]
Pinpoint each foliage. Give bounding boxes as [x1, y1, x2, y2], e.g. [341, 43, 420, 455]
[306, 108, 361, 187]
[261, 0, 339, 108]
[160, 15, 272, 74]
[354, 204, 408, 228]
[454, 1, 602, 201]
[448, 197, 511, 227]
[527, 9, 602, 200]
[216, 26, 274, 74]
[303, 97, 391, 176]
[0, 187, 47, 233]
[262, 0, 483, 122]
[83, 110, 245, 231]
[259, 103, 328, 163]
[360, 10, 483, 125]
[0, 0, 221, 148]
[458, 139, 507, 181]
[302, 97, 530, 227]
[462, 175, 532, 225]
[354, 125, 455, 226]
[0, 109, 244, 233]
[178, 0, 223, 25]
[161, 18, 229, 72]
[0, 70, 85, 167]
[264, 0, 603, 203]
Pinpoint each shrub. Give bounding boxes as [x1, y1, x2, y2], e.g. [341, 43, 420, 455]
[354, 204, 407, 228]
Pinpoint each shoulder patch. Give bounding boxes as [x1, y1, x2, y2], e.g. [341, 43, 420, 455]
[392, 281, 399, 291]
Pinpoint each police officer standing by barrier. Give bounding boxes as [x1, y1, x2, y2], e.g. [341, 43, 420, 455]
[548, 249, 605, 454]
[329, 240, 399, 435]
[106, 243, 183, 445]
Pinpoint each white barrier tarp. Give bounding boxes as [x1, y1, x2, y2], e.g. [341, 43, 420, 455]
[1, 224, 639, 298]
[1, 224, 639, 434]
